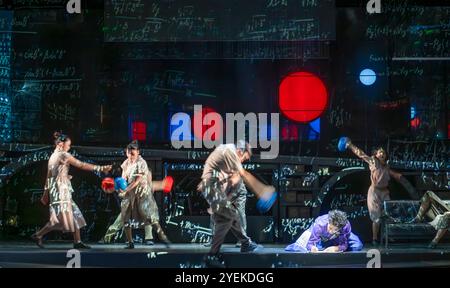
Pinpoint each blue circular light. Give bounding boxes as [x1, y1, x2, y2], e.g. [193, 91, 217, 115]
[359, 69, 376, 86]
[410, 106, 416, 119]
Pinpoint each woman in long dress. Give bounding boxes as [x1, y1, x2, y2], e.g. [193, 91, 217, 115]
[346, 141, 403, 245]
[119, 141, 170, 249]
[31, 132, 111, 249]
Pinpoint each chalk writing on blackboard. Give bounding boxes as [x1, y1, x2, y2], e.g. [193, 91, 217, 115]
[104, 0, 336, 42]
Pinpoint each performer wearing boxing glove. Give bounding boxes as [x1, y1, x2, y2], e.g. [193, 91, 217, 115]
[198, 141, 262, 268]
[118, 141, 170, 249]
[205, 141, 250, 248]
[32, 132, 111, 249]
[102, 149, 157, 245]
[343, 138, 404, 246]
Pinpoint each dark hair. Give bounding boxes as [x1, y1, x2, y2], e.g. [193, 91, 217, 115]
[127, 140, 139, 151]
[372, 147, 388, 159]
[53, 131, 70, 145]
[328, 210, 348, 229]
[110, 162, 123, 178]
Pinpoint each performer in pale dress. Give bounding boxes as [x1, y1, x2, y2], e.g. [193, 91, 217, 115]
[103, 148, 168, 245]
[345, 140, 403, 245]
[32, 132, 111, 249]
[118, 140, 170, 249]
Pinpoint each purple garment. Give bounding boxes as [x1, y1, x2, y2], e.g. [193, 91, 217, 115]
[307, 214, 351, 252]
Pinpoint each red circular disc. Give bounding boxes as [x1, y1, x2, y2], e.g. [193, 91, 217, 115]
[279, 72, 328, 123]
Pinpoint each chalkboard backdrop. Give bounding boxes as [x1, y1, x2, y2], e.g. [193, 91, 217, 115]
[0, 0, 448, 242]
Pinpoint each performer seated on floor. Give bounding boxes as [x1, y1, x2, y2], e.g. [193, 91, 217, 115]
[285, 210, 363, 253]
[407, 190, 450, 249]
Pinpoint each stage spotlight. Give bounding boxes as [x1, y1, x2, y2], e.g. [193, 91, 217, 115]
[359, 69, 376, 86]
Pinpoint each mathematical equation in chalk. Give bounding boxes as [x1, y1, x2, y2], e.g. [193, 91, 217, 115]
[118, 41, 330, 60]
[105, 0, 335, 42]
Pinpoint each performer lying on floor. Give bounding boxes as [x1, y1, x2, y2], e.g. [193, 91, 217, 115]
[408, 190, 450, 249]
[285, 210, 363, 253]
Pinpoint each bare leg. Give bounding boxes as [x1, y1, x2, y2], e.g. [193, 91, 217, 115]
[34, 222, 56, 239]
[125, 226, 133, 243]
[152, 222, 171, 247]
[144, 224, 154, 242]
[71, 228, 91, 249]
[428, 229, 447, 249]
[433, 229, 447, 244]
[73, 228, 81, 243]
[372, 222, 380, 241]
[32, 222, 56, 248]
[415, 192, 432, 221]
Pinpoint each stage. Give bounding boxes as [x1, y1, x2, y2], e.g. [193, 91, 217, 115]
[1, 242, 449, 268]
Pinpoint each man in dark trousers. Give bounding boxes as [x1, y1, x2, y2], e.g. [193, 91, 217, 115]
[199, 141, 262, 267]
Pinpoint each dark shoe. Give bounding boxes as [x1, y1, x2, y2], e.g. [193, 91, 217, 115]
[31, 234, 44, 249]
[241, 241, 263, 253]
[428, 241, 438, 249]
[157, 232, 171, 248]
[144, 240, 154, 246]
[154, 222, 171, 248]
[161, 239, 171, 248]
[203, 254, 225, 268]
[73, 242, 91, 249]
[124, 242, 135, 249]
[372, 240, 380, 247]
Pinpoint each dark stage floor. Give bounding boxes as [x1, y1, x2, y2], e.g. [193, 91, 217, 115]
[1, 242, 450, 268]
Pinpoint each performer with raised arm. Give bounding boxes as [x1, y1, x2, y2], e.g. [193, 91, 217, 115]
[339, 137, 405, 245]
[32, 132, 111, 249]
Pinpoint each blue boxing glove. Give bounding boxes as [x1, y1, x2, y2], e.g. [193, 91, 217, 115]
[256, 191, 277, 213]
[337, 137, 351, 152]
[114, 177, 128, 191]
